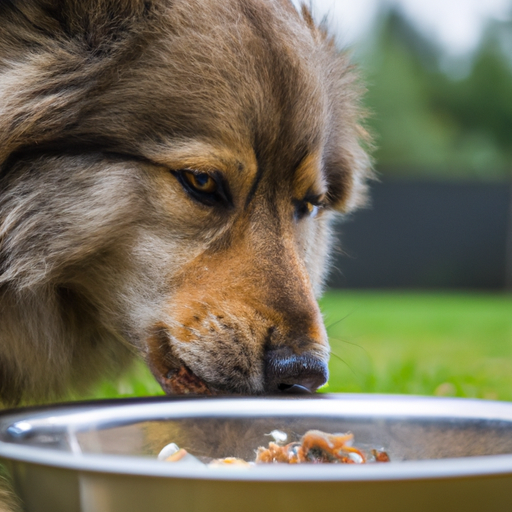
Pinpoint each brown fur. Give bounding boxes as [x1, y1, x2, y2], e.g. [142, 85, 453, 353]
[0, 0, 371, 404]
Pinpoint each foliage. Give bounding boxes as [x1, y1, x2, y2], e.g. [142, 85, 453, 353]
[359, 10, 512, 181]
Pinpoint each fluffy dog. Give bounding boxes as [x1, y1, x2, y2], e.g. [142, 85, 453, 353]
[0, 0, 370, 405]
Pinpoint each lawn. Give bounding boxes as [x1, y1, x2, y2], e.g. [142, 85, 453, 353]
[85, 291, 512, 402]
[321, 291, 512, 400]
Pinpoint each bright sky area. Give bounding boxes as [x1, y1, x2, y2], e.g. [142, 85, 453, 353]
[292, 0, 512, 55]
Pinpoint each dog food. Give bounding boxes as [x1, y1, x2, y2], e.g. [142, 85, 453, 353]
[257, 430, 367, 464]
[158, 430, 389, 466]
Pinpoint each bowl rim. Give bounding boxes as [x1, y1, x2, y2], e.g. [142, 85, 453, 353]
[1, 394, 512, 482]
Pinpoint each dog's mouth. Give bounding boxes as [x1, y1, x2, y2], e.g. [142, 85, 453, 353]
[159, 365, 216, 396]
[146, 326, 216, 396]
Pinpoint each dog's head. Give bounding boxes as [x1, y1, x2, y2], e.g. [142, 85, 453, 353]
[0, 0, 370, 400]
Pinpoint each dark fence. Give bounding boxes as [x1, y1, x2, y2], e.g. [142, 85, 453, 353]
[328, 180, 512, 290]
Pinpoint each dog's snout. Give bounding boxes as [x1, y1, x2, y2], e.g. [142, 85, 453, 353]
[264, 347, 328, 394]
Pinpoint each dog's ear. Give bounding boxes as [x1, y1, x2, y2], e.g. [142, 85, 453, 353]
[293, 4, 373, 213]
[324, 126, 373, 213]
[0, 0, 155, 168]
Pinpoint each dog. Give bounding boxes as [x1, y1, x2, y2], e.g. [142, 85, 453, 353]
[0, 0, 371, 406]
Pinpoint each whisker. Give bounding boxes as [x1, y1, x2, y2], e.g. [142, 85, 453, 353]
[328, 349, 358, 378]
[328, 335, 370, 358]
[324, 310, 356, 331]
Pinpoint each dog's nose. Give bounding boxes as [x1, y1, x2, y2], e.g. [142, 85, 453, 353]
[264, 347, 328, 394]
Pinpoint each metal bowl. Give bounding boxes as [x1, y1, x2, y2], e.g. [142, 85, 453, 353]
[1, 394, 512, 512]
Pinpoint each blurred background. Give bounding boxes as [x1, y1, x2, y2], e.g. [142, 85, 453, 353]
[84, 0, 512, 403]
[315, 0, 512, 290]
[310, 0, 512, 401]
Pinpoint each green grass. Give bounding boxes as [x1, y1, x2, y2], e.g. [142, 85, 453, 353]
[84, 291, 512, 402]
[320, 291, 512, 400]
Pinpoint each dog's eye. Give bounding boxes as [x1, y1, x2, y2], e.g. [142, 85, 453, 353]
[295, 201, 320, 220]
[172, 169, 232, 207]
[182, 170, 217, 194]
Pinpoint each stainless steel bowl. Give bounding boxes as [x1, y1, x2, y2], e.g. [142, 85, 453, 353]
[1, 394, 512, 512]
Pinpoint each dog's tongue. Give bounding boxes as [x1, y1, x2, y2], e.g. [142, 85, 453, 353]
[162, 366, 214, 396]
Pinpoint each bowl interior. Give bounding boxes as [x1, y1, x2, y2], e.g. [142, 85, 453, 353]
[77, 415, 512, 462]
[3, 396, 512, 464]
